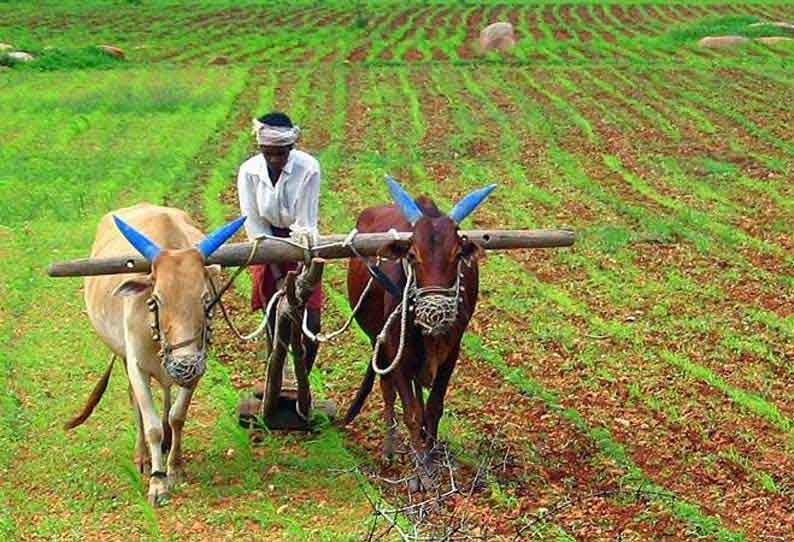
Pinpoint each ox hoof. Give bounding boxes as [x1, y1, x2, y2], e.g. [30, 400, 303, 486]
[408, 474, 423, 493]
[381, 447, 394, 464]
[408, 469, 436, 493]
[148, 487, 170, 507]
[382, 437, 405, 463]
[408, 454, 437, 493]
[148, 478, 170, 507]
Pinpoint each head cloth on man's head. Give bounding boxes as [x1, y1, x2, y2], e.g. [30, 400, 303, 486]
[252, 118, 300, 146]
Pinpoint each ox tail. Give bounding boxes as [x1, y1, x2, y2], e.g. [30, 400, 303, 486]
[64, 354, 116, 430]
[341, 364, 376, 426]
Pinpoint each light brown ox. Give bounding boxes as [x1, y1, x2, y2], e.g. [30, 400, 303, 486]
[65, 203, 245, 506]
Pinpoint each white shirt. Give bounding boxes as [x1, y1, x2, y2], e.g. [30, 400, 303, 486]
[237, 150, 320, 241]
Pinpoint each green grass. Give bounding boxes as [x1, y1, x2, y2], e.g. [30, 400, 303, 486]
[3, 2, 794, 540]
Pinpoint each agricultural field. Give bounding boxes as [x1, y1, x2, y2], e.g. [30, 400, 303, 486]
[2, 0, 794, 540]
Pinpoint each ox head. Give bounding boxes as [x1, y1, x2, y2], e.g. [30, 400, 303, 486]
[111, 215, 246, 387]
[383, 176, 494, 335]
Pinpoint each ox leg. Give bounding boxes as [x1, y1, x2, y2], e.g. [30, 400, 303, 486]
[161, 386, 172, 454]
[130, 385, 149, 475]
[126, 358, 168, 506]
[395, 375, 433, 492]
[425, 355, 457, 449]
[394, 376, 423, 453]
[414, 380, 426, 439]
[380, 376, 398, 462]
[167, 386, 195, 487]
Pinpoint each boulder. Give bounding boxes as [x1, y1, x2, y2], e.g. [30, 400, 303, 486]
[756, 36, 794, 45]
[697, 36, 750, 48]
[480, 22, 516, 52]
[7, 51, 35, 62]
[97, 44, 125, 59]
[209, 55, 231, 66]
[0, 43, 12, 51]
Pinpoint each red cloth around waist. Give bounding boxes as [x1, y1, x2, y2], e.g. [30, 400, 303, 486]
[249, 226, 323, 312]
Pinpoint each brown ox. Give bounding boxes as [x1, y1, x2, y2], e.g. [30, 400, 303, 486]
[342, 178, 494, 489]
[65, 203, 245, 506]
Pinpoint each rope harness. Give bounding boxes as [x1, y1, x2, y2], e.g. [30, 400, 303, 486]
[146, 292, 213, 388]
[369, 258, 466, 376]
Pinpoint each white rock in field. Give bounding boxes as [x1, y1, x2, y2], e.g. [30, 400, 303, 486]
[697, 36, 751, 48]
[748, 21, 794, 32]
[480, 22, 516, 52]
[0, 43, 12, 51]
[756, 36, 794, 45]
[7, 51, 35, 62]
[97, 44, 125, 59]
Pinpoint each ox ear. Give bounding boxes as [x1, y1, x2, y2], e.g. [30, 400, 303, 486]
[113, 276, 153, 297]
[386, 176, 423, 225]
[448, 184, 497, 224]
[197, 216, 247, 260]
[460, 237, 486, 264]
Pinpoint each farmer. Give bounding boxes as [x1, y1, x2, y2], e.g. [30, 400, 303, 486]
[237, 111, 323, 373]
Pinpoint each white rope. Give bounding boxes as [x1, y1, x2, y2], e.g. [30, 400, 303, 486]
[257, 233, 309, 251]
[301, 228, 377, 344]
[302, 275, 375, 343]
[211, 239, 275, 343]
[371, 264, 414, 376]
[215, 232, 318, 344]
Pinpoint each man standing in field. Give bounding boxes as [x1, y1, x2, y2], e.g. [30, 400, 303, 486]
[237, 111, 323, 374]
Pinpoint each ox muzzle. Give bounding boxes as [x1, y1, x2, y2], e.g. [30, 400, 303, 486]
[409, 259, 465, 337]
[147, 295, 212, 388]
[162, 351, 207, 388]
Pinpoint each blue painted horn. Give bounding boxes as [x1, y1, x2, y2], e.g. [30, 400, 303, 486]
[448, 184, 497, 224]
[196, 215, 247, 259]
[386, 175, 423, 225]
[113, 215, 161, 262]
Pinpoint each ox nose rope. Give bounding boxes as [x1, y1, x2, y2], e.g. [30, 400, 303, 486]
[147, 294, 211, 387]
[370, 264, 414, 376]
[368, 259, 465, 375]
[301, 229, 401, 344]
[205, 238, 275, 343]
